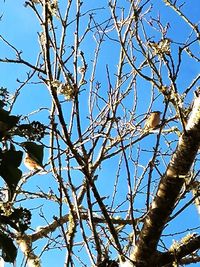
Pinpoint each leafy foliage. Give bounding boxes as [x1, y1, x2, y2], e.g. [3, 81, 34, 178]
[0, 92, 45, 263]
[17, 121, 46, 141]
[0, 232, 17, 263]
[0, 206, 31, 233]
[0, 108, 20, 140]
[0, 149, 23, 199]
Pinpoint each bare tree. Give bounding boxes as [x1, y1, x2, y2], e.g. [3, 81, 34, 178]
[0, 0, 199, 266]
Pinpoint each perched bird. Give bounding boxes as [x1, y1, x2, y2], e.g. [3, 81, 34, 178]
[31, 0, 40, 3]
[144, 111, 161, 131]
[23, 153, 46, 173]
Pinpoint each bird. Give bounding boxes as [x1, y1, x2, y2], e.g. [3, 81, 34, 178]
[32, 0, 40, 3]
[143, 111, 161, 131]
[23, 153, 47, 173]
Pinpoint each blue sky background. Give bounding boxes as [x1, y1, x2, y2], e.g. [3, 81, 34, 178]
[0, 0, 199, 266]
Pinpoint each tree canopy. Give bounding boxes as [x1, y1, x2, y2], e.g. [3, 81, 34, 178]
[0, 0, 199, 266]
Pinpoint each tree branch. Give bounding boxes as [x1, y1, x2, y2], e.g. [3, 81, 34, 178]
[131, 92, 200, 266]
[158, 234, 200, 266]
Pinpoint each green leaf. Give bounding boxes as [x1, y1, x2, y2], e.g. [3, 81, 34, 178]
[0, 167, 22, 196]
[0, 150, 23, 199]
[0, 232, 17, 263]
[1, 150, 23, 168]
[0, 108, 20, 140]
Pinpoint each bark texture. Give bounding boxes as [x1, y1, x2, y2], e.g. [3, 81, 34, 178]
[131, 93, 200, 266]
